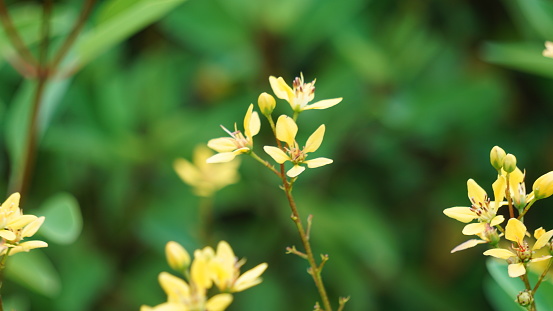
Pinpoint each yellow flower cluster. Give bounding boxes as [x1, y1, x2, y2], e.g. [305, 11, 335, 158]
[0, 193, 47, 256]
[206, 74, 342, 178]
[141, 241, 267, 311]
[444, 146, 553, 308]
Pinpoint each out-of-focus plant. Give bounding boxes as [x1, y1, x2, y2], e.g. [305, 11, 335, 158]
[444, 146, 553, 311]
[206, 73, 348, 311]
[141, 240, 267, 311]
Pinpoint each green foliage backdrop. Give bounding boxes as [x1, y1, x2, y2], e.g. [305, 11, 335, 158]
[2, 0, 553, 310]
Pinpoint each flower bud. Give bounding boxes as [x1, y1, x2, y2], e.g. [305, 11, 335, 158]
[490, 146, 506, 171]
[258, 92, 276, 116]
[165, 241, 190, 272]
[533, 171, 553, 200]
[516, 290, 533, 307]
[503, 154, 517, 173]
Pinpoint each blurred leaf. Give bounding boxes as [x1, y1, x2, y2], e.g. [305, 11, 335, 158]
[514, 0, 553, 39]
[72, 0, 187, 69]
[36, 192, 82, 244]
[484, 277, 523, 311]
[5, 250, 61, 297]
[482, 41, 553, 78]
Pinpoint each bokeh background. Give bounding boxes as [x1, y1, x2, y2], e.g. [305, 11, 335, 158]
[2, 0, 553, 310]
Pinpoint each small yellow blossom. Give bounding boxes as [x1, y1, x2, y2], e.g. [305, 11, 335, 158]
[166, 241, 191, 273]
[484, 218, 553, 277]
[269, 73, 342, 113]
[450, 223, 500, 253]
[490, 146, 506, 171]
[0, 193, 47, 256]
[258, 92, 276, 116]
[543, 41, 553, 58]
[264, 115, 333, 177]
[207, 104, 260, 163]
[209, 241, 268, 293]
[443, 178, 505, 236]
[174, 145, 240, 197]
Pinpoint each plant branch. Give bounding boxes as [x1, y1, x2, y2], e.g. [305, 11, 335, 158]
[0, 0, 37, 72]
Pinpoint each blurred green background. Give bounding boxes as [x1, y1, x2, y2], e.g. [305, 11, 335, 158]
[2, 0, 553, 310]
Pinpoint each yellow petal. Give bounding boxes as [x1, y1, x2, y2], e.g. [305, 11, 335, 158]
[451, 239, 488, 253]
[492, 175, 506, 204]
[533, 229, 553, 250]
[158, 272, 190, 300]
[232, 262, 268, 292]
[205, 293, 233, 311]
[275, 115, 297, 146]
[443, 207, 477, 223]
[535, 227, 546, 240]
[508, 263, 526, 278]
[287, 165, 305, 178]
[490, 215, 505, 227]
[191, 248, 213, 291]
[21, 216, 44, 238]
[216, 241, 235, 266]
[533, 171, 553, 199]
[304, 98, 342, 110]
[208, 138, 237, 153]
[462, 223, 486, 235]
[174, 158, 201, 186]
[483, 248, 516, 260]
[305, 158, 333, 168]
[269, 76, 293, 101]
[263, 146, 290, 164]
[505, 218, 526, 244]
[304, 125, 325, 153]
[8, 214, 37, 230]
[467, 179, 487, 205]
[8, 240, 48, 255]
[207, 152, 237, 164]
[244, 104, 260, 138]
[0, 230, 15, 241]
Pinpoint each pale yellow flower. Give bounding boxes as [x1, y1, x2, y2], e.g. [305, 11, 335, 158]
[484, 218, 553, 277]
[443, 178, 506, 235]
[0, 193, 47, 255]
[264, 115, 333, 177]
[269, 73, 342, 113]
[174, 145, 240, 197]
[450, 223, 499, 253]
[207, 104, 260, 163]
[166, 241, 191, 273]
[209, 241, 268, 293]
[543, 41, 553, 58]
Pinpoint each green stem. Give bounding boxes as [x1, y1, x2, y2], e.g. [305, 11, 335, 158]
[281, 172, 332, 311]
[0, 249, 13, 311]
[533, 257, 553, 293]
[250, 152, 281, 177]
[520, 273, 536, 311]
[518, 199, 536, 220]
[198, 196, 214, 245]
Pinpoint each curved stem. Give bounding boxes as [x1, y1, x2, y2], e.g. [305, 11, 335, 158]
[0, 0, 37, 72]
[533, 257, 553, 293]
[281, 172, 332, 311]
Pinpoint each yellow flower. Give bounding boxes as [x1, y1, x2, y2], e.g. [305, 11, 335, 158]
[532, 171, 553, 200]
[207, 104, 260, 163]
[264, 115, 333, 177]
[0, 193, 47, 256]
[269, 73, 342, 113]
[450, 223, 499, 253]
[209, 241, 268, 293]
[174, 145, 240, 197]
[484, 218, 553, 277]
[443, 178, 505, 235]
[543, 41, 553, 58]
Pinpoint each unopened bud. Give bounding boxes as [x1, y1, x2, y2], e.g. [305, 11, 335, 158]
[516, 290, 533, 307]
[258, 92, 276, 116]
[490, 146, 506, 171]
[483, 224, 500, 246]
[533, 171, 553, 200]
[503, 154, 517, 173]
[165, 241, 190, 272]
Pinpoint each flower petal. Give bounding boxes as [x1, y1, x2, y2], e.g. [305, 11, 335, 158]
[483, 248, 516, 260]
[467, 179, 487, 205]
[275, 115, 297, 146]
[305, 157, 333, 168]
[287, 165, 305, 178]
[9, 240, 48, 255]
[304, 98, 342, 110]
[244, 104, 260, 138]
[233, 262, 268, 292]
[0, 230, 15, 241]
[451, 239, 488, 253]
[492, 175, 506, 205]
[462, 223, 486, 235]
[263, 146, 290, 164]
[304, 125, 325, 153]
[158, 272, 190, 301]
[490, 215, 505, 227]
[505, 218, 526, 244]
[21, 216, 44, 238]
[443, 207, 477, 223]
[206, 293, 233, 311]
[530, 255, 552, 263]
[208, 138, 237, 153]
[269, 76, 293, 101]
[533, 229, 553, 250]
[207, 152, 238, 164]
[508, 263, 526, 278]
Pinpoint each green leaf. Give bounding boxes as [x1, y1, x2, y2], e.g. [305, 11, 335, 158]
[36, 192, 82, 245]
[71, 0, 187, 70]
[481, 41, 553, 78]
[5, 250, 61, 297]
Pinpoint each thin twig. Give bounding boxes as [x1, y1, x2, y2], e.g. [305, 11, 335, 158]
[0, 0, 37, 70]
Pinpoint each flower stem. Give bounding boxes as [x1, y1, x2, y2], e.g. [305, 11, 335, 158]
[506, 174, 514, 219]
[518, 199, 536, 221]
[281, 174, 333, 311]
[533, 257, 553, 293]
